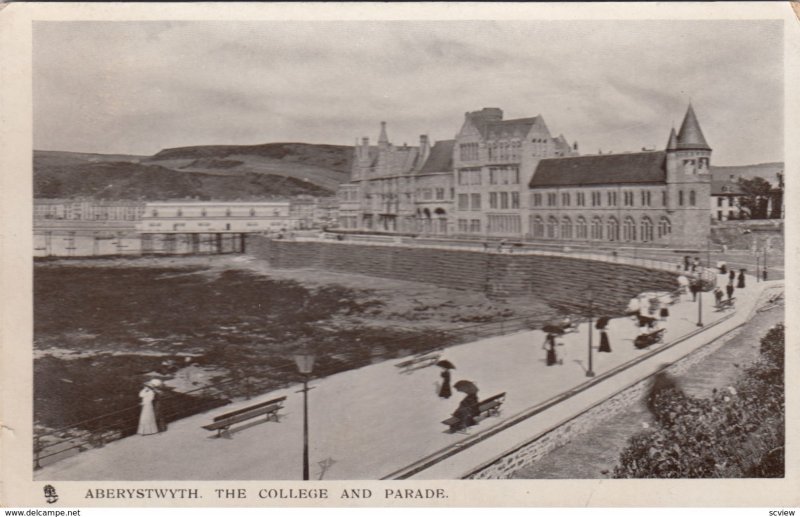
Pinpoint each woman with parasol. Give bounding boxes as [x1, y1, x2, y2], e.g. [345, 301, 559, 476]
[542, 331, 560, 366]
[137, 380, 160, 436]
[452, 380, 480, 431]
[436, 360, 455, 399]
[596, 316, 611, 353]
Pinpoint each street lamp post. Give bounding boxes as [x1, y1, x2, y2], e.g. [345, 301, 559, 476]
[696, 276, 704, 327]
[294, 351, 315, 481]
[585, 286, 595, 378]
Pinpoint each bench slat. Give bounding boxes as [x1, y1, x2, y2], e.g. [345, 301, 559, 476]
[213, 396, 286, 423]
[203, 403, 282, 431]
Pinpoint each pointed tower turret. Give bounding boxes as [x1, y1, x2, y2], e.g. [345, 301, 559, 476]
[676, 104, 711, 150]
[378, 121, 389, 146]
[666, 127, 678, 151]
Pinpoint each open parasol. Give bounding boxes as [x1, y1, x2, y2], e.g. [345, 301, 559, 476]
[436, 360, 456, 370]
[542, 324, 565, 335]
[595, 316, 610, 330]
[453, 380, 478, 395]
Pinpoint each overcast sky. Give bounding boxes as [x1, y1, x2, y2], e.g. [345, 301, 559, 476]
[34, 20, 783, 166]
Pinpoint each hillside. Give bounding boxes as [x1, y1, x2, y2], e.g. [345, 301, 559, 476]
[711, 162, 783, 185]
[34, 143, 353, 200]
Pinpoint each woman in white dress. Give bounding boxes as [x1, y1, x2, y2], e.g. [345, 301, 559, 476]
[137, 383, 159, 436]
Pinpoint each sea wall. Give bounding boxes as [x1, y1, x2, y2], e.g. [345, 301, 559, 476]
[248, 237, 678, 314]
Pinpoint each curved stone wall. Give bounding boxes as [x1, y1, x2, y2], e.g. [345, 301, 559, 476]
[248, 237, 678, 316]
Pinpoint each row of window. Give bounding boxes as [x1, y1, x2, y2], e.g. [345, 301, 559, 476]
[529, 215, 671, 242]
[489, 166, 520, 185]
[487, 214, 522, 234]
[418, 188, 449, 201]
[457, 193, 483, 211]
[457, 219, 483, 233]
[459, 143, 480, 161]
[488, 191, 521, 210]
[532, 189, 697, 208]
[487, 141, 522, 162]
[150, 208, 284, 217]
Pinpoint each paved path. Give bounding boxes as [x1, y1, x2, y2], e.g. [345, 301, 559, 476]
[512, 298, 784, 479]
[37, 273, 769, 481]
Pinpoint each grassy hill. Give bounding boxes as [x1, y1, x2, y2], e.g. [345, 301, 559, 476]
[34, 143, 353, 200]
[711, 162, 783, 185]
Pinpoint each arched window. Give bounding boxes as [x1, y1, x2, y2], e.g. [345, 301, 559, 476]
[678, 190, 684, 206]
[576, 216, 588, 239]
[641, 216, 654, 242]
[623, 216, 636, 241]
[658, 216, 672, 238]
[547, 216, 559, 239]
[689, 190, 696, 206]
[531, 215, 544, 238]
[607, 216, 620, 241]
[591, 216, 603, 240]
[561, 216, 572, 239]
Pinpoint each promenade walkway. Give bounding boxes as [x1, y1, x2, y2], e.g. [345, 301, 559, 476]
[37, 273, 769, 481]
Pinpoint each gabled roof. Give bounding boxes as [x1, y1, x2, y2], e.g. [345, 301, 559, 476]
[530, 151, 667, 188]
[419, 140, 455, 174]
[676, 104, 711, 151]
[483, 116, 545, 139]
[711, 179, 744, 196]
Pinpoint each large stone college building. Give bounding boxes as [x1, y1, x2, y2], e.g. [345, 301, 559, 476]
[337, 104, 712, 247]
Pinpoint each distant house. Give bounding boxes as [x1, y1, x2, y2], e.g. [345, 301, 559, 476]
[136, 201, 291, 234]
[711, 175, 745, 221]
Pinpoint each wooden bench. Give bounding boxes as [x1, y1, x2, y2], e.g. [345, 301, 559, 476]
[715, 297, 736, 311]
[634, 328, 665, 349]
[442, 392, 506, 432]
[202, 396, 287, 437]
[394, 351, 441, 374]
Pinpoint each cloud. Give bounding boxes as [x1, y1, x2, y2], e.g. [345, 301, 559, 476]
[33, 20, 783, 165]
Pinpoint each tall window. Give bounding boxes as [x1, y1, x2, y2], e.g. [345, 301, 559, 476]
[561, 192, 571, 206]
[689, 190, 696, 206]
[532, 193, 542, 207]
[470, 194, 481, 210]
[592, 191, 602, 207]
[458, 194, 469, 211]
[623, 216, 637, 241]
[561, 216, 573, 239]
[470, 219, 481, 233]
[658, 216, 672, 238]
[662, 191, 667, 206]
[435, 188, 445, 200]
[459, 143, 479, 161]
[576, 192, 586, 206]
[607, 217, 620, 241]
[641, 217, 654, 242]
[547, 193, 557, 206]
[489, 192, 498, 209]
[532, 215, 544, 238]
[500, 192, 509, 209]
[641, 190, 651, 207]
[591, 216, 603, 240]
[511, 192, 520, 209]
[576, 216, 588, 239]
[679, 190, 684, 206]
[547, 216, 558, 239]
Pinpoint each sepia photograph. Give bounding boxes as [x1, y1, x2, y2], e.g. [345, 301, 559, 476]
[1, 1, 798, 509]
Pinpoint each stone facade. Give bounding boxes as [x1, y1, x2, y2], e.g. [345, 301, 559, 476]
[337, 104, 713, 248]
[248, 238, 678, 313]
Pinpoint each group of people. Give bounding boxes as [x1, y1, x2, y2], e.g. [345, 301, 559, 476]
[437, 361, 480, 432]
[137, 379, 168, 436]
[542, 316, 611, 367]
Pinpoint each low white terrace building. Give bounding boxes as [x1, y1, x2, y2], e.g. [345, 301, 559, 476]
[136, 201, 292, 234]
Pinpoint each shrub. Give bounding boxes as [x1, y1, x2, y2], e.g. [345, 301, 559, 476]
[614, 324, 784, 478]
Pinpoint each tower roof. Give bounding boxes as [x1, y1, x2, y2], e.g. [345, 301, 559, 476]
[666, 127, 678, 151]
[676, 104, 711, 151]
[378, 121, 389, 144]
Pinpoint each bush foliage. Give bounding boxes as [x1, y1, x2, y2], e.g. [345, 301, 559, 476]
[614, 324, 784, 478]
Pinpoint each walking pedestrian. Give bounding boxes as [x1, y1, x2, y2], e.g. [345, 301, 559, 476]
[137, 382, 159, 436]
[737, 269, 746, 289]
[729, 269, 736, 283]
[543, 332, 559, 366]
[689, 279, 700, 302]
[597, 317, 611, 353]
[438, 367, 453, 399]
[726, 279, 735, 300]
